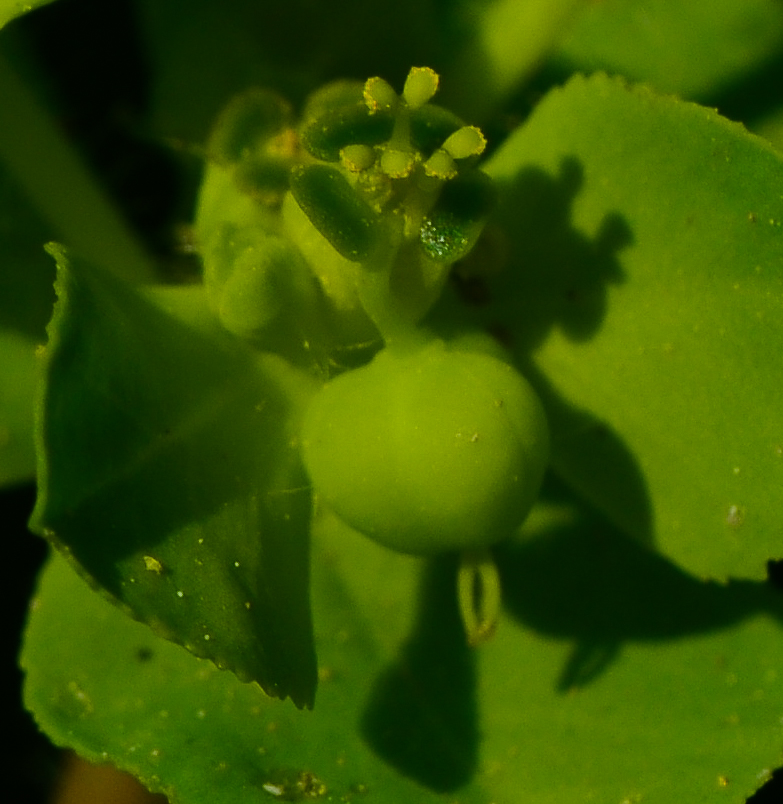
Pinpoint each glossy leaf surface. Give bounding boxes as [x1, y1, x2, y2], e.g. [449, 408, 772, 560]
[483, 73, 783, 581]
[30, 248, 318, 706]
[23, 478, 783, 804]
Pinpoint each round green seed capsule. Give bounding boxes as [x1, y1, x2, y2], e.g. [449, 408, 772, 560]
[301, 339, 549, 556]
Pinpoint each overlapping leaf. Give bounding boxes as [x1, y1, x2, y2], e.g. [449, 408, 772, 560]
[552, 0, 783, 101]
[14, 4, 783, 804]
[22, 477, 783, 803]
[30, 247, 319, 706]
[482, 72, 783, 580]
[0, 164, 56, 487]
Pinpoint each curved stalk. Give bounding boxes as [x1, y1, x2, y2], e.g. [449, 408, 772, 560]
[457, 548, 501, 647]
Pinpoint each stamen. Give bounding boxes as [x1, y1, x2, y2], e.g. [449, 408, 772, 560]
[442, 125, 487, 160]
[403, 67, 440, 110]
[340, 144, 376, 172]
[364, 76, 398, 114]
[380, 149, 415, 179]
[423, 150, 458, 180]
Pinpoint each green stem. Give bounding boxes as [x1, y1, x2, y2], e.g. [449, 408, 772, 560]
[354, 247, 431, 353]
[0, 49, 156, 282]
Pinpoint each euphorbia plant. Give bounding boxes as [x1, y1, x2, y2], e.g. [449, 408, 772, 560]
[4, 1, 783, 803]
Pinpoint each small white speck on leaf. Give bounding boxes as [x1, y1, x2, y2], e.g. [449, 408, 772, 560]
[727, 505, 744, 528]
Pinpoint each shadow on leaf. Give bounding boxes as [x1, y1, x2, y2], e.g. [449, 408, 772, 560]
[474, 155, 633, 354]
[454, 156, 653, 550]
[32, 255, 317, 706]
[360, 554, 478, 793]
[531, 365, 656, 549]
[499, 475, 783, 692]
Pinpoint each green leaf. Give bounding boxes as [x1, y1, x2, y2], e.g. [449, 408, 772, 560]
[30, 247, 319, 706]
[22, 547, 436, 804]
[0, 329, 38, 486]
[483, 73, 783, 580]
[23, 478, 783, 803]
[553, 0, 783, 101]
[0, 0, 57, 30]
[0, 165, 56, 340]
[0, 162, 56, 487]
[442, 0, 583, 119]
[755, 106, 783, 154]
[0, 51, 155, 283]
